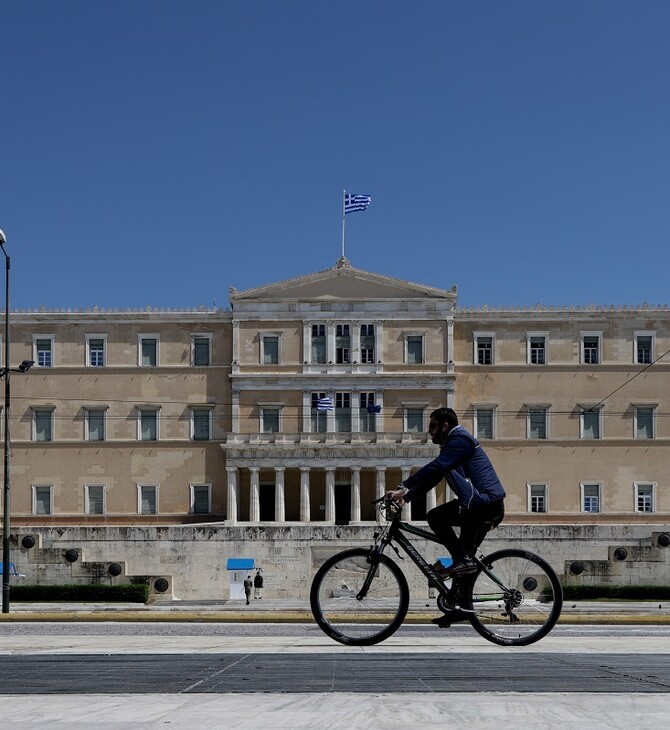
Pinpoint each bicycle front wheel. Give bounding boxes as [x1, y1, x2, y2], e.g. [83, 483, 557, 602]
[464, 548, 563, 646]
[310, 548, 409, 646]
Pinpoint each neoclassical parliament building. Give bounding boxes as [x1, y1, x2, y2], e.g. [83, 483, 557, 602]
[7, 257, 670, 529]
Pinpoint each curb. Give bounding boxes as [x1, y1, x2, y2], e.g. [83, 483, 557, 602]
[1, 611, 670, 624]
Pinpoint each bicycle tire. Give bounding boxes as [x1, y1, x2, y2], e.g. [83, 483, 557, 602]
[463, 548, 563, 646]
[310, 548, 410, 646]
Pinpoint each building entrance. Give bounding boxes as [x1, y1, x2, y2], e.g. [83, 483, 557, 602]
[335, 484, 351, 524]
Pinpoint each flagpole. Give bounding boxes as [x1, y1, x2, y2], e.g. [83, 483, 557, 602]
[341, 189, 346, 259]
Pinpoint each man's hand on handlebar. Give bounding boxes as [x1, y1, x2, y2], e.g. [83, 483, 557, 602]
[385, 487, 408, 507]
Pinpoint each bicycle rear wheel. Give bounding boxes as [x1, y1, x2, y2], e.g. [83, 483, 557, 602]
[464, 548, 563, 646]
[310, 548, 409, 646]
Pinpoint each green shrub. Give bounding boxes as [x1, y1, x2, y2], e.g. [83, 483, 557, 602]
[10, 583, 150, 603]
[562, 584, 670, 600]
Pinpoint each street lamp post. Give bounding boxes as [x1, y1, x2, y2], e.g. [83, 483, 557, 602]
[0, 229, 34, 613]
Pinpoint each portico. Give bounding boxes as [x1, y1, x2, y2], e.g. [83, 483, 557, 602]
[222, 436, 442, 525]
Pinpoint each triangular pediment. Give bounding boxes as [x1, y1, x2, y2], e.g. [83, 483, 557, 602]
[230, 258, 457, 303]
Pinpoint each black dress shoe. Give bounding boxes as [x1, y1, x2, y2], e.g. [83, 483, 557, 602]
[431, 609, 469, 628]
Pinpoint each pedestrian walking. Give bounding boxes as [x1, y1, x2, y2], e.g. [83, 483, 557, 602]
[243, 574, 253, 605]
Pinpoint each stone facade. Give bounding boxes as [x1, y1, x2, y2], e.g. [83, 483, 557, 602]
[2, 258, 670, 590]
[11, 524, 670, 600]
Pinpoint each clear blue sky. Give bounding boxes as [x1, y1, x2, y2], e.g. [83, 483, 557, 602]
[1, 1, 669, 310]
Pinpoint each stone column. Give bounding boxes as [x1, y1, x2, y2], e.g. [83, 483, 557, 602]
[447, 317, 454, 366]
[326, 320, 335, 364]
[426, 487, 437, 513]
[351, 389, 361, 433]
[232, 321, 240, 374]
[351, 320, 360, 363]
[302, 321, 311, 364]
[226, 466, 239, 525]
[274, 467, 285, 523]
[249, 466, 260, 522]
[326, 391, 335, 433]
[231, 389, 240, 434]
[350, 466, 361, 523]
[376, 390, 384, 433]
[302, 391, 311, 433]
[374, 320, 384, 363]
[375, 466, 386, 501]
[401, 466, 412, 521]
[300, 467, 311, 522]
[325, 467, 336, 522]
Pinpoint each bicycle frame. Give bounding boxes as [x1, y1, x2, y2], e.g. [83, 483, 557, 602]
[368, 508, 508, 604]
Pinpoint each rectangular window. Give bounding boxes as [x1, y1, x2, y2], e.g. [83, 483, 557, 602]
[192, 336, 211, 366]
[529, 336, 546, 365]
[311, 324, 326, 364]
[139, 409, 158, 441]
[476, 335, 493, 365]
[581, 407, 601, 439]
[139, 485, 158, 515]
[86, 484, 105, 515]
[582, 334, 600, 365]
[406, 335, 424, 364]
[86, 409, 106, 442]
[335, 392, 351, 432]
[35, 337, 53, 367]
[360, 392, 377, 432]
[529, 484, 547, 513]
[475, 407, 494, 440]
[311, 392, 327, 433]
[582, 483, 601, 513]
[635, 483, 654, 513]
[528, 407, 548, 440]
[360, 324, 375, 364]
[336, 324, 350, 364]
[192, 409, 211, 441]
[635, 333, 654, 365]
[261, 407, 280, 433]
[33, 409, 53, 442]
[33, 485, 53, 515]
[87, 337, 106, 367]
[191, 484, 211, 514]
[262, 335, 279, 365]
[405, 407, 424, 433]
[140, 337, 158, 367]
[635, 406, 655, 439]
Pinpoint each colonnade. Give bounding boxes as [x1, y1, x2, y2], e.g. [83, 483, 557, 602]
[225, 464, 437, 524]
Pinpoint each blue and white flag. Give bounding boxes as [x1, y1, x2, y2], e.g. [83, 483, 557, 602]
[344, 193, 371, 214]
[317, 397, 333, 412]
[367, 403, 381, 414]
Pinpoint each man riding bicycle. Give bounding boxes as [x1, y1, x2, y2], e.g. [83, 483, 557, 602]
[387, 407, 506, 625]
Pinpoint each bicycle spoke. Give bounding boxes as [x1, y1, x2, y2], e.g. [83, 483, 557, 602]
[311, 549, 409, 645]
[467, 549, 562, 646]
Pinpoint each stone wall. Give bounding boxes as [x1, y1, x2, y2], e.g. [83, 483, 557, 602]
[8, 522, 670, 600]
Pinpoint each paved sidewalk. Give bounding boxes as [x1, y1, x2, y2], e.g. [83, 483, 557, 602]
[1, 598, 669, 623]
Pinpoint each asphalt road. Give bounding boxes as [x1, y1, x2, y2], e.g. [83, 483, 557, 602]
[1, 624, 670, 695]
[2, 651, 670, 694]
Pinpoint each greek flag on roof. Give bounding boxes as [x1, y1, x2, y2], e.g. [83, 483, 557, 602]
[344, 193, 371, 214]
[316, 397, 333, 412]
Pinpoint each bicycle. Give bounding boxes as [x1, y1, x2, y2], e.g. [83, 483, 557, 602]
[310, 497, 563, 647]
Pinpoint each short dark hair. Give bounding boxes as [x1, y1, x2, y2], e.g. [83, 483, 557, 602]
[430, 407, 459, 431]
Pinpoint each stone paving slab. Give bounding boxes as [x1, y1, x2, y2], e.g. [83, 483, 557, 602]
[1, 692, 669, 730]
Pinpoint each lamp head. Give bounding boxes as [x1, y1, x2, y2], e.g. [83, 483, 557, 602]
[18, 360, 34, 373]
[0, 230, 6, 246]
